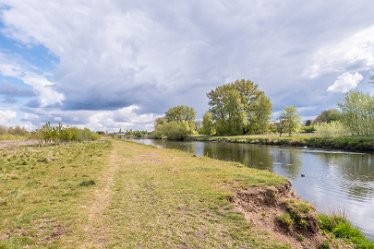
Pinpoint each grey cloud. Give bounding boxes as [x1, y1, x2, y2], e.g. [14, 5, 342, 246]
[1, 0, 374, 130]
[0, 82, 36, 97]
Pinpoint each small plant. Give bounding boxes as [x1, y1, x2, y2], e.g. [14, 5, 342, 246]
[79, 180, 96, 187]
[296, 234, 304, 242]
[319, 240, 330, 249]
[277, 213, 293, 228]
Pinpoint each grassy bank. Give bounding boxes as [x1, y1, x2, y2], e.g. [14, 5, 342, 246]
[0, 140, 372, 248]
[190, 134, 374, 152]
[0, 141, 112, 248]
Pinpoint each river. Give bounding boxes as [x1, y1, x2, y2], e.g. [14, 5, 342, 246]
[132, 138, 374, 241]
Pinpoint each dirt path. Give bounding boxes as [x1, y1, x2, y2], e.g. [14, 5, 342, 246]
[0, 139, 38, 149]
[79, 141, 122, 249]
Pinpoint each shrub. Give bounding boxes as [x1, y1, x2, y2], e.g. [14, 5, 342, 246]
[31, 123, 99, 143]
[155, 121, 190, 140]
[314, 121, 349, 138]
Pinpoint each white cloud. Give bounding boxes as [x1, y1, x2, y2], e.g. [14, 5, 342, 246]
[306, 25, 374, 78]
[0, 53, 64, 107]
[0, 110, 17, 125]
[85, 105, 158, 131]
[1, 0, 374, 130]
[22, 73, 64, 107]
[20, 105, 158, 131]
[327, 72, 363, 93]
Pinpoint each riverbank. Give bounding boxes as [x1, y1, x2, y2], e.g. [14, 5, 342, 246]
[0, 140, 372, 248]
[189, 134, 374, 152]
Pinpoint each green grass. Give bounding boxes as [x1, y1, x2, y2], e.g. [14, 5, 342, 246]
[318, 214, 374, 249]
[3, 139, 371, 248]
[191, 134, 374, 151]
[105, 141, 288, 248]
[0, 139, 290, 248]
[0, 141, 112, 248]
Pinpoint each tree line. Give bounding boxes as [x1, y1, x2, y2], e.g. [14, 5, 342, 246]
[153, 79, 374, 140]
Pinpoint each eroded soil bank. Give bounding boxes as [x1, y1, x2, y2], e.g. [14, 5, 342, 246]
[235, 182, 331, 249]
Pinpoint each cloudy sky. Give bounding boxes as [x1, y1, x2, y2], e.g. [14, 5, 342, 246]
[0, 0, 373, 131]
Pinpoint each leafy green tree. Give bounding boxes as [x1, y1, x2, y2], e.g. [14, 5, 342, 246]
[207, 79, 272, 135]
[165, 105, 196, 133]
[200, 111, 215, 135]
[338, 91, 374, 136]
[279, 106, 301, 136]
[153, 105, 197, 140]
[314, 109, 342, 123]
[246, 93, 272, 134]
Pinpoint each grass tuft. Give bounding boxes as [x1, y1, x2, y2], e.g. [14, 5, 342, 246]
[79, 180, 96, 187]
[317, 214, 374, 249]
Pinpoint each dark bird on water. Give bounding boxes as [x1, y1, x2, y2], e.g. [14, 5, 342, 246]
[301, 174, 305, 177]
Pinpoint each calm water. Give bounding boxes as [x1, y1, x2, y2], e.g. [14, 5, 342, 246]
[133, 139, 374, 241]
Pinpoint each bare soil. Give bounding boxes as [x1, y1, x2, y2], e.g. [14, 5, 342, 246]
[78, 144, 121, 249]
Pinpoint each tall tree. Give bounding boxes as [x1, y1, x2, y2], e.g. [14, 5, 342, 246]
[279, 106, 301, 136]
[165, 105, 196, 132]
[207, 79, 272, 135]
[200, 111, 215, 135]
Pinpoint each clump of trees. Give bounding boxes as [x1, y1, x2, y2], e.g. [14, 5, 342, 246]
[124, 129, 148, 138]
[153, 105, 196, 140]
[310, 91, 374, 137]
[153, 79, 373, 140]
[202, 79, 272, 135]
[32, 122, 99, 143]
[338, 91, 374, 136]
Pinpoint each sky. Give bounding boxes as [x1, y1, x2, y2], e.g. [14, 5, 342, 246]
[0, 0, 373, 131]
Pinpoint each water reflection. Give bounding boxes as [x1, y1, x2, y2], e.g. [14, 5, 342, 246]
[132, 139, 374, 241]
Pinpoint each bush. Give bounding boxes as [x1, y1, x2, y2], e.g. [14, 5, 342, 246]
[314, 121, 349, 138]
[301, 126, 316, 133]
[159, 122, 190, 140]
[31, 123, 99, 143]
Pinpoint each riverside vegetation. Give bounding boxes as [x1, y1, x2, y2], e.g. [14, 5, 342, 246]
[1, 139, 372, 248]
[150, 79, 374, 151]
